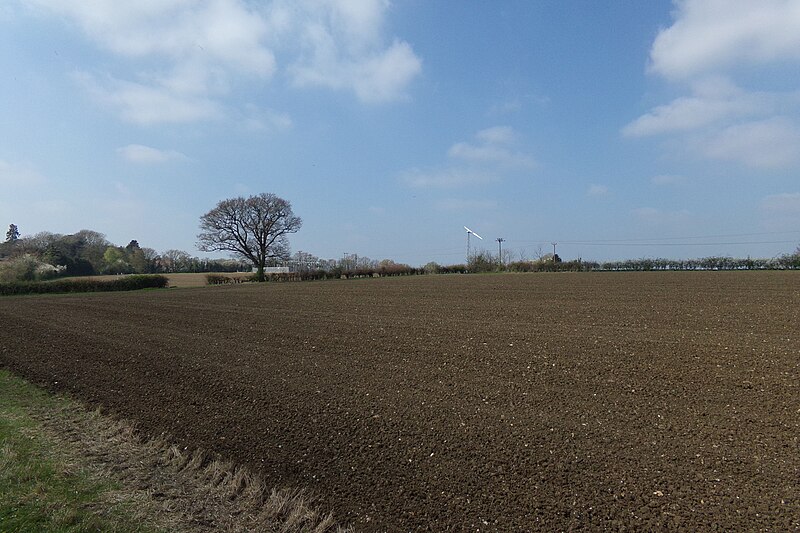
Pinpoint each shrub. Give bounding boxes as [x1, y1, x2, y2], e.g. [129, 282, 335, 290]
[206, 274, 232, 285]
[0, 254, 65, 282]
[467, 252, 497, 273]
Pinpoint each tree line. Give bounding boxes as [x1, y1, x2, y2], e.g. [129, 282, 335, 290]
[4, 190, 798, 283]
[460, 249, 800, 273]
[0, 226, 249, 283]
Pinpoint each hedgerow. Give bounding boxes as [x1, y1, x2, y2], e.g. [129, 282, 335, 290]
[0, 275, 169, 296]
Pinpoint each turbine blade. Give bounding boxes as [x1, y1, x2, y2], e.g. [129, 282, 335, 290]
[473, 232, 483, 240]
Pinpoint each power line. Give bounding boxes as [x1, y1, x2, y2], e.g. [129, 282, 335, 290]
[551, 240, 798, 247]
[513, 230, 800, 246]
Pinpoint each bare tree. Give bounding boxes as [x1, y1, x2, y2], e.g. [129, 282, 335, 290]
[197, 193, 302, 282]
[162, 249, 191, 273]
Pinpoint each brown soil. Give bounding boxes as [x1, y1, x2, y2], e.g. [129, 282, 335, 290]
[2, 272, 799, 531]
[24, 383, 342, 533]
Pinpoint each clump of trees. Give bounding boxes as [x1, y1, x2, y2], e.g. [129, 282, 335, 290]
[0, 224, 250, 283]
[261, 251, 420, 280]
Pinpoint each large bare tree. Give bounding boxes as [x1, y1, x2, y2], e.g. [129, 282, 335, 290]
[197, 193, 302, 281]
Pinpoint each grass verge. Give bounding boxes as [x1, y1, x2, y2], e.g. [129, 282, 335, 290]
[0, 369, 346, 532]
[0, 369, 157, 532]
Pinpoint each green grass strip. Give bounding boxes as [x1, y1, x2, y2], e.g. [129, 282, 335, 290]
[0, 369, 155, 533]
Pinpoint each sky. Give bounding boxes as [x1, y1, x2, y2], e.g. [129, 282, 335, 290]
[2, 0, 800, 265]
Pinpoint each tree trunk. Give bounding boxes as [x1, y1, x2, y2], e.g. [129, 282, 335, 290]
[255, 264, 266, 282]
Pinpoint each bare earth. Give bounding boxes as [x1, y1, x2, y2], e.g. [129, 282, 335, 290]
[1, 272, 798, 531]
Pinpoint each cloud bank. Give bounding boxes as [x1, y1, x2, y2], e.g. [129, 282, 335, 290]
[24, 0, 422, 123]
[625, 1, 800, 170]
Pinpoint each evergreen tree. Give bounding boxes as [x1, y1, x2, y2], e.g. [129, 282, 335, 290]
[5, 224, 19, 243]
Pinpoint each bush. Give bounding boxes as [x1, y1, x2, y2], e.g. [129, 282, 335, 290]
[206, 274, 232, 285]
[0, 275, 169, 296]
[467, 252, 498, 273]
[0, 254, 65, 282]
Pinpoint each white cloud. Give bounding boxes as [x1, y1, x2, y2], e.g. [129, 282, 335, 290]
[27, 1, 275, 75]
[701, 118, 800, 168]
[587, 184, 608, 196]
[24, 0, 420, 122]
[117, 144, 188, 164]
[400, 168, 498, 189]
[476, 126, 516, 144]
[447, 143, 536, 168]
[650, 0, 800, 80]
[400, 126, 536, 190]
[241, 105, 293, 131]
[623, 77, 771, 137]
[28, 0, 276, 124]
[447, 126, 536, 169]
[288, 22, 421, 103]
[628, 2, 800, 171]
[73, 70, 225, 126]
[0, 159, 46, 187]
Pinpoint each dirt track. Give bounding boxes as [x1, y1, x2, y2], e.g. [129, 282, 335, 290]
[2, 272, 799, 531]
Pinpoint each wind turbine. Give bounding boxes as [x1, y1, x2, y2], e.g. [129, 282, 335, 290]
[464, 226, 483, 261]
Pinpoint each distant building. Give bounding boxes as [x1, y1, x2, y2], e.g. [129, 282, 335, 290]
[254, 266, 291, 274]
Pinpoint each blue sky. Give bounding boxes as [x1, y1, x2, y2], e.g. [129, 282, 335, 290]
[2, 1, 799, 265]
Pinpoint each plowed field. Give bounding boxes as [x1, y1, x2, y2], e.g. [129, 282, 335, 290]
[2, 272, 798, 531]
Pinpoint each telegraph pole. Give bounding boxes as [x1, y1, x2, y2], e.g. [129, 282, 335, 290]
[551, 242, 558, 262]
[496, 238, 505, 264]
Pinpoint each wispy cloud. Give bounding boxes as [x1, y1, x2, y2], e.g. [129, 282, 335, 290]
[400, 126, 535, 190]
[0, 159, 45, 187]
[586, 184, 609, 196]
[281, 1, 421, 103]
[32, 1, 274, 124]
[241, 105, 293, 132]
[25, 0, 421, 123]
[290, 38, 421, 104]
[116, 144, 188, 164]
[626, 1, 800, 171]
[623, 78, 769, 137]
[447, 126, 536, 169]
[74, 72, 224, 125]
[701, 118, 800, 168]
[649, 0, 800, 80]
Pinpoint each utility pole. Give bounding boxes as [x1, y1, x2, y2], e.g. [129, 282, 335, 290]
[551, 242, 558, 262]
[496, 238, 505, 264]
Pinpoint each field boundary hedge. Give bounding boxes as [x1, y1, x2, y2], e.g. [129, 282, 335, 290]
[0, 274, 169, 296]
